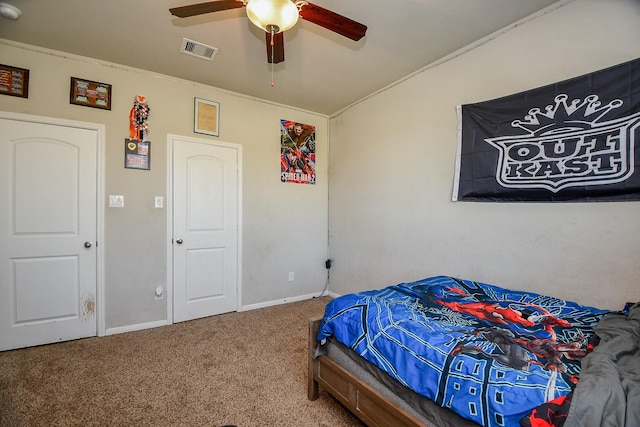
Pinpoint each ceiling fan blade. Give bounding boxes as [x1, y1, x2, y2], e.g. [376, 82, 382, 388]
[299, 2, 367, 41]
[169, 0, 244, 18]
[266, 31, 285, 64]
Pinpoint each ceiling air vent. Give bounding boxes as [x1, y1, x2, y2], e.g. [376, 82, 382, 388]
[180, 38, 219, 61]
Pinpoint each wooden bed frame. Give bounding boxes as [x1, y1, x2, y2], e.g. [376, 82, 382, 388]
[307, 317, 427, 427]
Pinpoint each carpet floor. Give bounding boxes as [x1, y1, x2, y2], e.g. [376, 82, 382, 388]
[0, 296, 365, 426]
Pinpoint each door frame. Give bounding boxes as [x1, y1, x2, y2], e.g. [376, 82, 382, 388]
[0, 111, 106, 337]
[166, 134, 243, 323]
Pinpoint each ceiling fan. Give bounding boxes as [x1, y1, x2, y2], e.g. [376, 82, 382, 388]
[169, 0, 367, 64]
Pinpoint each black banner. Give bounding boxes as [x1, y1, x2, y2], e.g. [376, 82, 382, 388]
[454, 58, 640, 202]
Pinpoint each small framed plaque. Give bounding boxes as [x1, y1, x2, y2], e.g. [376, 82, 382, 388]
[70, 77, 112, 110]
[124, 139, 151, 170]
[0, 64, 29, 98]
[194, 97, 220, 137]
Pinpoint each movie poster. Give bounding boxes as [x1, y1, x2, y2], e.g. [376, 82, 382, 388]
[280, 119, 316, 184]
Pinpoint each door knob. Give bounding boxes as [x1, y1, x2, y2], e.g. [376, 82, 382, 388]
[176, 239, 183, 244]
[84, 241, 92, 248]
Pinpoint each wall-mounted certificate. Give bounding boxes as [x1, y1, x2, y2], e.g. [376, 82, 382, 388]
[0, 64, 29, 98]
[70, 77, 112, 110]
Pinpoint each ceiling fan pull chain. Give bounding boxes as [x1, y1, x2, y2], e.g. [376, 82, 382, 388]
[270, 27, 275, 87]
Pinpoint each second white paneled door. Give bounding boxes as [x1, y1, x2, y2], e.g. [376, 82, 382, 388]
[170, 135, 241, 323]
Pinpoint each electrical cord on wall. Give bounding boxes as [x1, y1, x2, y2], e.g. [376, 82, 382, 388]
[318, 268, 330, 297]
[317, 258, 332, 297]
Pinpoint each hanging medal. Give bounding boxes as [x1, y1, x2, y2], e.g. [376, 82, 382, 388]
[129, 94, 150, 141]
[125, 95, 152, 170]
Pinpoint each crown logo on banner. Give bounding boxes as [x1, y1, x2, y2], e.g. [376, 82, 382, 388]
[486, 94, 640, 193]
[510, 94, 624, 135]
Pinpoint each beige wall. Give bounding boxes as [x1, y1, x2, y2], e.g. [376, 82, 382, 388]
[328, 0, 640, 309]
[0, 40, 330, 330]
[3, 0, 639, 333]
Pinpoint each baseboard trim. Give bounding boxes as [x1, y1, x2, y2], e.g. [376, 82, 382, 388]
[104, 320, 169, 336]
[241, 292, 331, 312]
[104, 292, 340, 335]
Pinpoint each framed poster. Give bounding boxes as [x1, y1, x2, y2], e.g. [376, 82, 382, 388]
[70, 77, 112, 110]
[194, 97, 220, 136]
[280, 120, 316, 184]
[124, 139, 150, 170]
[0, 64, 29, 98]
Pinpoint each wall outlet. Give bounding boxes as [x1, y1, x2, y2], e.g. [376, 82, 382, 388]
[288, 272, 294, 281]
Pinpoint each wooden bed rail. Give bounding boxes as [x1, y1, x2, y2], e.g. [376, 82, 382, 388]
[308, 317, 427, 427]
[308, 316, 323, 400]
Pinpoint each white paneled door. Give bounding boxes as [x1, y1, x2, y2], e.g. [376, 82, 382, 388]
[0, 116, 98, 351]
[171, 136, 240, 323]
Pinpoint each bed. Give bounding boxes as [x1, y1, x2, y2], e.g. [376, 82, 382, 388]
[308, 275, 640, 427]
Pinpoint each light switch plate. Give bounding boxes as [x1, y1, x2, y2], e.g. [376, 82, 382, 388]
[109, 195, 124, 208]
[155, 196, 163, 208]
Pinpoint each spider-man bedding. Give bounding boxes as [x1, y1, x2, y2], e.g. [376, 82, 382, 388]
[317, 276, 611, 427]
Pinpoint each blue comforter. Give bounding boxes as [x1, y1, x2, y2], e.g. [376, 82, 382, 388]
[318, 276, 610, 427]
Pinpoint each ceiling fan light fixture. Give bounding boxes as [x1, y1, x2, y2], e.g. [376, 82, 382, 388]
[245, 0, 299, 33]
[0, 2, 21, 20]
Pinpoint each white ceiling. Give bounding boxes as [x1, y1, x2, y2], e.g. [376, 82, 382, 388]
[0, 0, 560, 115]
